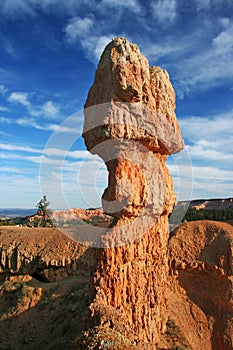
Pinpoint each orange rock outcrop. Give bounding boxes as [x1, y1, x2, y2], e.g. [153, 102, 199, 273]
[81, 37, 233, 350]
[82, 37, 184, 348]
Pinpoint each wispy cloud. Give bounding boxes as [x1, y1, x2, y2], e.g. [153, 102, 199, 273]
[0, 0, 142, 18]
[39, 156, 107, 208]
[0, 84, 8, 95]
[179, 110, 233, 143]
[43, 147, 98, 160]
[195, 0, 210, 10]
[64, 15, 115, 61]
[0, 106, 10, 112]
[0, 0, 35, 16]
[185, 142, 233, 162]
[99, 0, 142, 14]
[65, 16, 94, 43]
[151, 0, 177, 23]
[0, 143, 42, 153]
[1, 109, 82, 133]
[169, 163, 233, 200]
[8, 91, 30, 107]
[16, 117, 74, 133]
[0, 116, 11, 124]
[195, 0, 233, 11]
[42, 100, 60, 117]
[0, 166, 27, 174]
[7, 90, 60, 120]
[179, 110, 233, 167]
[173, 17, 233, 96]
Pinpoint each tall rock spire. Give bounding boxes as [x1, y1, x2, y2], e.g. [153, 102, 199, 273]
[81, 37, 184, 349]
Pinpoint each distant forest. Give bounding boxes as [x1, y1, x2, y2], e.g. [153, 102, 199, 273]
[169, 206, 233, 228]
[184, 208, 233, 222]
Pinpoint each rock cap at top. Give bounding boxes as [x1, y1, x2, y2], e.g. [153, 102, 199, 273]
[83, 37, 184, 155]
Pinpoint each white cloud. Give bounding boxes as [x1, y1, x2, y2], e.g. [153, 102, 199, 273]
[65, 16, 94, 44]
[195, 0, 232, 11]
[39, 155, 107, 208]
[99, 0, 142, 14]
[42, 101, 60, 117]
[16, 117, 63, 132]
[170, 109, 233, 200]
[169, 163, 233, 200]
[8, 91, 30, 107]
[195, 0, 210, 10]
[212, 18, 233, 55]
[185, 143, 233, 162]
[140, 13, 233, 97]
[84, 35, 114, 61]
[1, 111, 81, 133]
[0, 106, 10, 112]
[0, 116, 11, 124]
[0, 166, 26, 174]
[0, 143, 41, 153]
[64, 16, 117, 61]
[1, 0, 142, 18]
[179, 111, 233, 168]
[0, 0, 92, 18]
[0, 0, 35, 16]
[43, 148, 89, 159]
[173, 18, 233, 96]
[151, 0, 177, 23]
[141, 37, 191, 64]
[0, 172, 41, 208]
[16, 117, 44, 129]
[0, 84, 8, 95]
[179, 111, 233, 142]
[6, 89, 61, 120]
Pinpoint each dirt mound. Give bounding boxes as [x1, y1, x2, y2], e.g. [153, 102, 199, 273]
[166, 220, 233, 350]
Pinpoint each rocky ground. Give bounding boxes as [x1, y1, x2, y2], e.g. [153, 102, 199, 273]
[0, 220, 232, 349]
[0, 227, 96, 350]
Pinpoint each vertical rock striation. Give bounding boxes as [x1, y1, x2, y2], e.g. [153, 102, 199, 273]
[82, 38, 184, 349]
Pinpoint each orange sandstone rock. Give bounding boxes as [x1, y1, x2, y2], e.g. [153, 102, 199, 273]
[82, 37, 184, 349]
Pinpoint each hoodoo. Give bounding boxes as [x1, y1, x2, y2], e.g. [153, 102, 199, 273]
[81, 37, 184, 349]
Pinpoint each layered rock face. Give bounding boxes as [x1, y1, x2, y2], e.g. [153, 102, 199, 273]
[82, 38, 184, 348]
[0, 227, 97, 280]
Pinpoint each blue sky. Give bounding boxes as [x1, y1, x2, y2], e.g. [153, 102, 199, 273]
[0, 0, 233, 209]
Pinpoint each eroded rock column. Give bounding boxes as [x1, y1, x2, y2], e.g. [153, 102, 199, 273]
[82, 38, 184, 349]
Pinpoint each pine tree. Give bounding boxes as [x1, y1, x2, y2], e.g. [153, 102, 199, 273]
[36, 195, 52, 227]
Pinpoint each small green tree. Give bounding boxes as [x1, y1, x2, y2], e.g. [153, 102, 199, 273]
[36, 195, 53, 227]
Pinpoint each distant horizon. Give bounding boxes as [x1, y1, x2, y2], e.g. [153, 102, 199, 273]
[1, 196, 232, 211]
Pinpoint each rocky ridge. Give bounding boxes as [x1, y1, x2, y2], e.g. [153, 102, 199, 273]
[0, 227, 97, 280]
